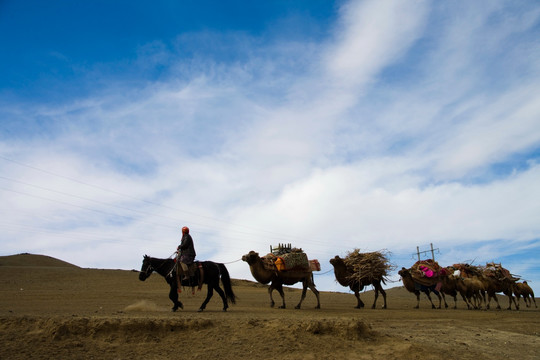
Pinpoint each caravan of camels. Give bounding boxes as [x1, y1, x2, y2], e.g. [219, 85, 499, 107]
[240, 245, 536, 311]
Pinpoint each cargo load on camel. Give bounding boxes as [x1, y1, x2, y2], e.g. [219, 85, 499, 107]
[261, 243, 320, 272]
[410, 259, 446, 286]
[482, 262, 519, 281]
[451, 263, 483, 278]
[343, 249, 394, 284]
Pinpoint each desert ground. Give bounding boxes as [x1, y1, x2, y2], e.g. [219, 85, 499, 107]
[1, 254, 539, 360]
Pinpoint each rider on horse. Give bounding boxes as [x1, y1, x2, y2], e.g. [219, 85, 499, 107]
[177, 226, 196, 281]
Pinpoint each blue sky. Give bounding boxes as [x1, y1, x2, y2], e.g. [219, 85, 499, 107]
[1, 0, 540, 296]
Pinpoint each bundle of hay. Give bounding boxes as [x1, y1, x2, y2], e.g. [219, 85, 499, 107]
[343, 249, 395, 284]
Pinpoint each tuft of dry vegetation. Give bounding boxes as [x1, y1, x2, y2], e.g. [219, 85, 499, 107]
[343, 249, 395, 284]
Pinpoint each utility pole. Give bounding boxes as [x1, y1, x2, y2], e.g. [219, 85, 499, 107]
[415, 243, 439, 261]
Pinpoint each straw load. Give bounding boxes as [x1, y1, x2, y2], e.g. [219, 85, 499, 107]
[343, 249, 395, 284]
[482, 262, 519, 281]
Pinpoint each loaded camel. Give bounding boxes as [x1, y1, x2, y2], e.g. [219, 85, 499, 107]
[242, 251, 320, 309]
[398, 267, 442, 309]
[513, 281, 537, 308]
[329, 255, 387, 309]
[439, 267, 486, 310]
[478, 265, 518, 310]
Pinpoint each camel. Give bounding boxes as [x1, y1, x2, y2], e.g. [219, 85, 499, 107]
[513, 281, 537, 308]
[478, 272, 518, 310]
[241, 251, 320, 309]
[398, 267, 442, 309]
[457, 276, 486, 309]
[439, 272, 459, 309]
[329, 256, 387, 309]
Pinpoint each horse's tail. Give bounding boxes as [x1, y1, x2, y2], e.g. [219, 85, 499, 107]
[218, 263, 236, 305]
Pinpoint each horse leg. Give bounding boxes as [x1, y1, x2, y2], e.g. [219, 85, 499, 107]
[169, 282, 183, 311]
[198, 285, 214, 312]
[213, 284, 228, 312]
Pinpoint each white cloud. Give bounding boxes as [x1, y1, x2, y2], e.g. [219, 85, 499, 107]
[1, 0, 540, 295]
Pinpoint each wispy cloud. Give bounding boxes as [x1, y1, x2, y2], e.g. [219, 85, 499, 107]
[1, 0, 540, 293]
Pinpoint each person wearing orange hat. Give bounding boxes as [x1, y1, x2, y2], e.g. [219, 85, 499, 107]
[177, 226, 196, 281]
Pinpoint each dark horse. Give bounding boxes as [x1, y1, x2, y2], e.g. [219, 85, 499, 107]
[139, 255, 236, 312]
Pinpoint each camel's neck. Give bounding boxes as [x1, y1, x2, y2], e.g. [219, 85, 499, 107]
[332, 261, 351, 287]
[401, 273, 415, 291]
[249, 259, 274, 284]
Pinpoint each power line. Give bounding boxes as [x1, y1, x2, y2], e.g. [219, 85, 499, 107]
[0, 155, 325, 242]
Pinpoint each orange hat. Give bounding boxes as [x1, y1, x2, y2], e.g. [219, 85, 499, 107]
[182, 226, 189, 234]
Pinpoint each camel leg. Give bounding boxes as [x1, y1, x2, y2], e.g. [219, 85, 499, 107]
[354, 290, 364, 309]
[268, 284, 276, 308]
[490, 293, 502, 310]
[478, 291, 486, 309]
[295, 281, 308, 309]
[275, 283, 286, 309]
[308, 281, 321, 309]
[424, 291, 437, 309]
[296, 279, 320, 309]
[441, 293, 449, 309]
[507, 292, 517, 310]
[532, 296, 538, 308]
[462, 295, 471, 310]
[414, 290, 421, 309]
[432, 290, 442, 309]
[372, 282, 387, 309]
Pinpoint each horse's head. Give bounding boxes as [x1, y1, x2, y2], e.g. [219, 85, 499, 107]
[139, 255, 154, 281]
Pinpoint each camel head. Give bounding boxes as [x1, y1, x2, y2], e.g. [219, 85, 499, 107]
[329, 255, 343, 267]
[241, 251, 260, 265]
[398, 267, 410, 278]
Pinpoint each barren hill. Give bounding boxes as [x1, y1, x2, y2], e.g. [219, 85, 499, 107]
[0, 253, 79, 268]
